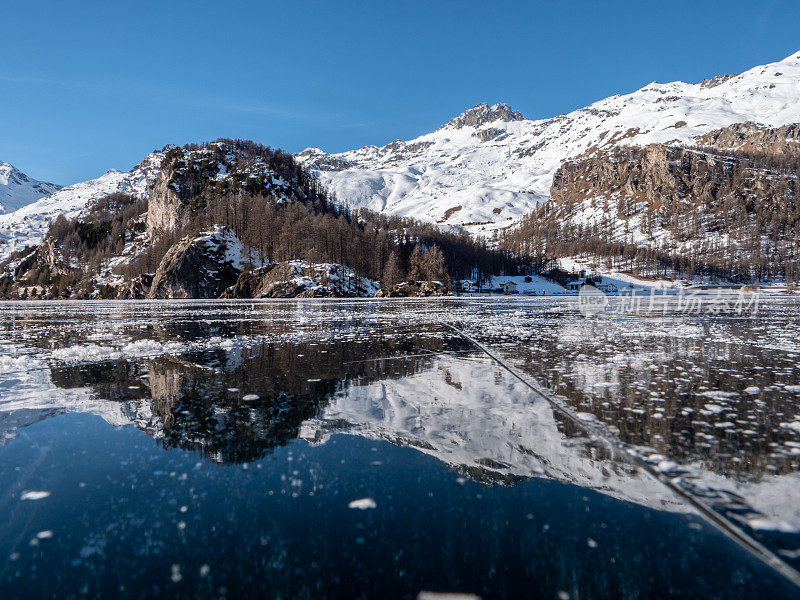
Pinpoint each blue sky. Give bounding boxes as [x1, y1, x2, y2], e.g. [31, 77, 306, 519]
[2, 0, 799, 185]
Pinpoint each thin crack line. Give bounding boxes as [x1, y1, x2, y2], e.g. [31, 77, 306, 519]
[443, 321, 800, 589]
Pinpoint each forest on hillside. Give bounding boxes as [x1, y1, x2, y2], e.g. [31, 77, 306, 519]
[1, 139, 524, 299]
[502, 144, 800, 283]
[8, 134, 799, 300]
[144, 139, 523, 286]
[123, 194, 521, 286]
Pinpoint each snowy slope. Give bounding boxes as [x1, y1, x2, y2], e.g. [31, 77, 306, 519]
[0, 152, 164, 261]
[297, 51, 800, 236]
[0, 162, 60, 214]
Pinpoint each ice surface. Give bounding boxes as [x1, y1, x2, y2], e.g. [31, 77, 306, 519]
[1, 296, 799, 590]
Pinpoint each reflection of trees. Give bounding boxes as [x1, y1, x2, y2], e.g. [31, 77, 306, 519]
[147, 354, 340, 463]
[504, 335, 800, 479]
[51, 361, 149, 402]
[50, 332, 473, 464]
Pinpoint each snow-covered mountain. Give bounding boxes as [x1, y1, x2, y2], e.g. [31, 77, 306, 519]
[0, 152, 164, 261]
[296, 50, 800, 236]
[0, 162, 60, 214]
[3, 50, 800, 265]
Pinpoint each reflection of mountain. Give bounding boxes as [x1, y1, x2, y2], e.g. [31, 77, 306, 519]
[4, 333, 470, 462]
[0, 359, 153, 442]
[147, 337, 473, 462]
[502, 324, 800, 479]
[5, 324, 800, 534]
[0, 333, 686, 513]
[299, 353, 687, 511]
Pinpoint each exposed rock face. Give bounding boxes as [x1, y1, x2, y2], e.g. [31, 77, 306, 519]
[375, 281, 450, 297]
[552, 121, 800, 211]
[440, 103, 526, 130]
[222, 262, 379, 298]
[146, 142, 295, 239]
[222, 264, 307, 298]
[696, 122, 800, 155]
[37, 240, 76, 279]
[145, 147, 216, 238]
[0, 241, 81, 299]
[699, 73, 738, 89]
[551, 144, 727, 208]
[293, 148, 353, 172]
[148, 228, 243, 299]
[117, 274, 153, 300]
[473, 127, 508, 142]
[146, 165, 191, 239]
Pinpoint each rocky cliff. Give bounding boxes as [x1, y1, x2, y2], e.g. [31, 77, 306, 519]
[550, 122, 800, 221]
[146, 142, 295, 239]
[505, 122, 800, 279]
[696, 122, 800, 155]
[222, 261, 380, 298]
[148, 227, 244, 299]
[146, 163, 192, 239]
[116, 274, 154, 300]
[551, 144, 735, 210]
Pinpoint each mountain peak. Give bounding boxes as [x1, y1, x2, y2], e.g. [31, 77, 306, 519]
[0, 161, 61, 214]
[0, 161, 23, 184]
[440, 102, 526, 130]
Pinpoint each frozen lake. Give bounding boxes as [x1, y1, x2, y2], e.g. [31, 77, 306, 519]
[0, 298, 799, 598]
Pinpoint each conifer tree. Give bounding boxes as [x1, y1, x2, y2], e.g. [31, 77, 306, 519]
[382, 251, 404, 287]
[408, 246, 425, 281]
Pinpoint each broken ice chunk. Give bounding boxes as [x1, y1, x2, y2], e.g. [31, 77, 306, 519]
[348, 498, 377, 510]
[20, 491, 51, 501]
[417, 593, 481, 600]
